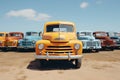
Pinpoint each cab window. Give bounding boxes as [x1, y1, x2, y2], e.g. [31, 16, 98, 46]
[46, 24, 74, 32]
[26, 32, 39, 36]
[0, 33, 4, 37]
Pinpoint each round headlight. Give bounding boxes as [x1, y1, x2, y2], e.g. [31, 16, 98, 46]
[32, 40, 36, 44]
[113, 40, 116, 43]
[38, 44, 44, 50]
[74, 44, 80, 50]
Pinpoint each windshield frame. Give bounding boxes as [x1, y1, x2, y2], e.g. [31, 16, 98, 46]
[46, 24, 74, 33]
[95, 33, 108, 37]
[26, 32, 39, 36]
[9, 33, 22, 37]
[0, 33, 4, 37]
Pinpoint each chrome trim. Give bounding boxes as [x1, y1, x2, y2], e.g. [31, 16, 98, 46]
[35, 52, 83, 60]
[17, 46, 34, 49]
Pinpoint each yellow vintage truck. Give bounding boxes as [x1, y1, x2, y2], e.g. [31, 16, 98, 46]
[0, 32, 8, 51]
[35, 21, 83, 68]
[7, 32, 24, 50]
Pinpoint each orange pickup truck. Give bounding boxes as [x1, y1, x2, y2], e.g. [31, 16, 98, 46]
[0, 32, 8, 51]
[7, 32, 24, 50]
[35, 21, 83, 68]
[0, 32, 24, 51]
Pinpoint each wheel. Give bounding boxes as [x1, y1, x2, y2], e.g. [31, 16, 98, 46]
[17, 48, 22, 52]
[2, 48, 7, 52]
[95, 49, 99, 52]
[75, 59, 82, 68]
[12, 48, 17, 51]
[110, 47, 114, 51]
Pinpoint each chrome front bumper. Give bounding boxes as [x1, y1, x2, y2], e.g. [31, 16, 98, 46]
[35, 52, 83, 60]
[17, 46, 35, 49]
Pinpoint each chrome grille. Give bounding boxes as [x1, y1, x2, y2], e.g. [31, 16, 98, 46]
[45, 46, 73, 54]
[87, 41, 96, 47]
[22, 41, 33, 46]
[8, 42, 13, 46]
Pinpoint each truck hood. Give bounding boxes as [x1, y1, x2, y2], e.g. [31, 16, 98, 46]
[43, 32, 77, 42]
[8, 37, 22, 40]
[23, 36, 41, 41]
[0, 37, 5, 41]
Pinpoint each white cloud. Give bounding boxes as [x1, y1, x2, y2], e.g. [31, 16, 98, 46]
[6, 9, 51, 21]
[80, 2, 89, 9]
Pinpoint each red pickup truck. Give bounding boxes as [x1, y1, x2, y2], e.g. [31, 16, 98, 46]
[93, 31, 115, 50]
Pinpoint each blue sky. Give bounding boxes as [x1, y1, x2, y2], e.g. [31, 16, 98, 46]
[0, 0, 120, 33]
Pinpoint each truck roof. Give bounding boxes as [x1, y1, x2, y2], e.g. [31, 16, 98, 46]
[44, 21, 75, 26]
[0, 32, 8, 34]
[9, 32, 23, 34]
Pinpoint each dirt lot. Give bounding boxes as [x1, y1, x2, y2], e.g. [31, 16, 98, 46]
[0, 50, 120, 80]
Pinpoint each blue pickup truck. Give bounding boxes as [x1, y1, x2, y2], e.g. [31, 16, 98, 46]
[77, 31, 101, 52]
[17, 31, 42, 51]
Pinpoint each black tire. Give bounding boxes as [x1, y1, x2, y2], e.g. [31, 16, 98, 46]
[17, 48, 24, 52]
[110, 47, 114, 51]
[2, 48, 7, 52]
[75, 59, 82, 68]
[95, 49, 99, 52]
[12, 48, 17, 51]
[17, 48, 21, 52]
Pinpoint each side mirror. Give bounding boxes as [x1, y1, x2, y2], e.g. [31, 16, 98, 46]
[39, 32, 42, 37]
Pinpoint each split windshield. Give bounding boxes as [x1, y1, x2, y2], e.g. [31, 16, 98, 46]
[9, 33, 22, 37]
[80, 32, 91, 36]
[26, 32, 39, 36]
[95, 33, 108, 37]
[114, 33, 120, 37]
[46, 24, 74, 32]
[0, 33, 4, 37]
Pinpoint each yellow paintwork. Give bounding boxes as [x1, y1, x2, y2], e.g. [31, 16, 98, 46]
[35, 21, 83, 60]
[0, 32, 8, 47]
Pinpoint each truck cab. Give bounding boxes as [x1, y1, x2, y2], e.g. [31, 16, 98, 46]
[0, 32, 8, 51]
[7, 32, 24, 50]
[18, 31, 41, 51]
[93, 31, 115, 50]
[35, 21, 83, 68]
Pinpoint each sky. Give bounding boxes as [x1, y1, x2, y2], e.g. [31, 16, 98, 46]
[0, 0, 120, 33]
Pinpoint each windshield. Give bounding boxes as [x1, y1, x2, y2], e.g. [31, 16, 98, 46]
[80, 32, 91, 36]
[9, 33, 22, 37]
[114, 33, 120, 37]
[46, 24, 74, 32]
[26, 32, 39, 36]
[0, 33, 4, 37]
[95, 33, 108, 37]
[108, 33, 115, 37]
